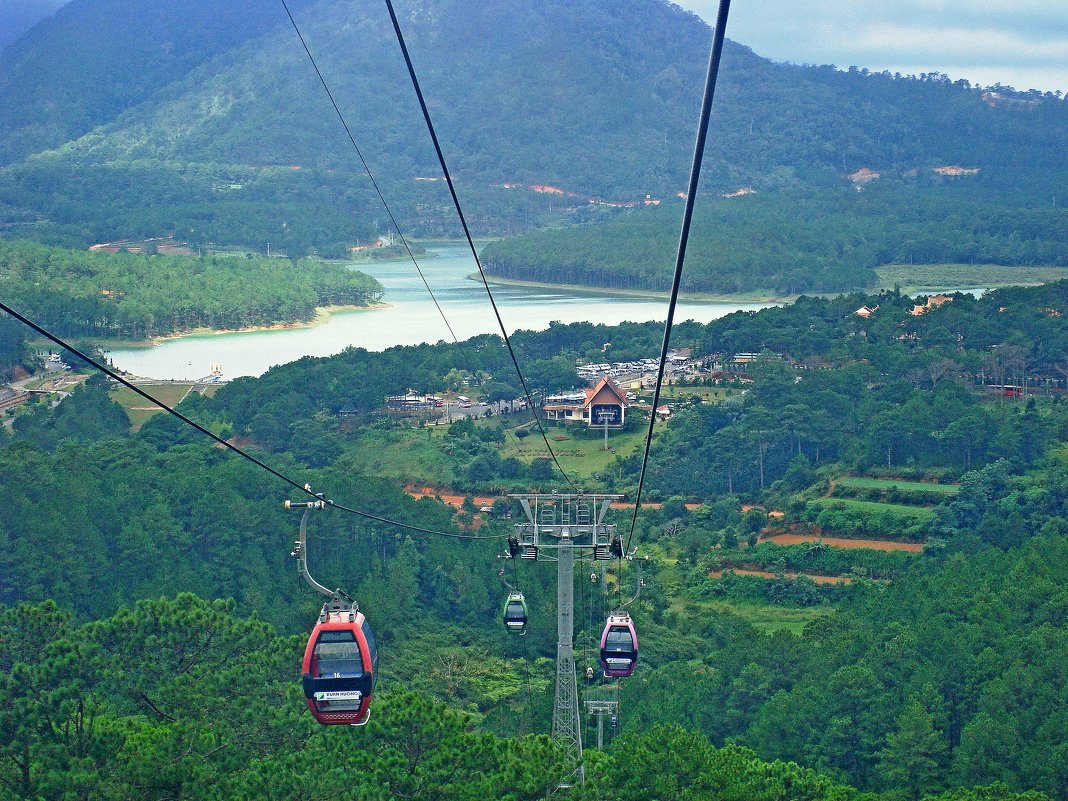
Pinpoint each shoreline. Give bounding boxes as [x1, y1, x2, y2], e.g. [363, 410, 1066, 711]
[153, 303, 391, 343]
[475, 273, 797, 303]
[477, 265, 1063, 303]
[59, 303, 392, 350]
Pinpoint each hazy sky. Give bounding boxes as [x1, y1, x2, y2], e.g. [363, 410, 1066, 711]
[675, 0, 1067, 94]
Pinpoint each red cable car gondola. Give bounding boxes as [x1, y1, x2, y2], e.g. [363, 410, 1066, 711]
[302, 603, 377, 725]
[599, 611, 638, 677]
[287, 498, 378, 726]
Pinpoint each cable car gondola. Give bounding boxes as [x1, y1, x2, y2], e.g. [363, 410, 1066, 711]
[600, 611, 638, 677]
[502, 591, 528, 635]
[288, 497, 378, 726]
[302, 601, 377, 725]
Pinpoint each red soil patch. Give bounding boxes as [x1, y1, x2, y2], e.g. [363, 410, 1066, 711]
[405, 485, 496, 509]
[765, 534, 924, 553]
[609, 502, 702, 510]
[741, 504, 785, 518]
[709, 567, 855, 585]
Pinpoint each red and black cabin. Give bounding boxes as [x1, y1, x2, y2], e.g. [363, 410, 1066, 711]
[302, 606, 377, 725]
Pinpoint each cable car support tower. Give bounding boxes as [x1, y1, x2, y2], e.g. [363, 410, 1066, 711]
[512, 493, 624, 785]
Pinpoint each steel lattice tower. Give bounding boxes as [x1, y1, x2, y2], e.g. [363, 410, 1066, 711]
[513, 493, 622, 787]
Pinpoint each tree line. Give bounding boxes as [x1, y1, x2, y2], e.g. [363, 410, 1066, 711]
[481, 187, 1067, 296]
[0, 239, 382, 339]
[4, 279, 1068, 797]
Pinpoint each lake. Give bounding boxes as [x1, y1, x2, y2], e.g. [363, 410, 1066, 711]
[106, 243, 777, 380]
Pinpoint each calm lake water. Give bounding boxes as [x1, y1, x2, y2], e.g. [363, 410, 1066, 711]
[106, 243, 776, 380]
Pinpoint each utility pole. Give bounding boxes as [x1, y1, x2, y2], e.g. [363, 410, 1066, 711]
[513, 493, 623, 788]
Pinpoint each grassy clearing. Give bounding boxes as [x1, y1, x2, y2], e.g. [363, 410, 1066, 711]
[1047, 444, 1068, 465]
[809, 496, 935, 522]
[837, 477, 959, 495]
[646, 386, 733, 403]
[875, 263, 1067, 293]
[499, 425, 648, 477]
[343, 427, 454, 483]
[111, 383, 193, 431]
[670, 597, 831, 635]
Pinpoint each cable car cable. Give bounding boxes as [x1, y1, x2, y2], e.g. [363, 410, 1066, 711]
[281, 0, 531, 458]
[279, 0, 473, 368]
[623, 0, 733, 557]
[381, 0, 578, 492]
[0, 301, 509, 542]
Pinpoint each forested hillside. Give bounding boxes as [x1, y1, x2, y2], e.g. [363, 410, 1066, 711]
[4, 280, 1068, 798]
[1, 0, 1065, 253]
[481, 186, 1068, 295]
[4, 1, 1068, 795]
[0, 239, 383, 339]
[0, 0, 314, 164]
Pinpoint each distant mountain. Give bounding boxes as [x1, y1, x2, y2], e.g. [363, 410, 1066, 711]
[0, 0, 313, 164]
[0, 0, 1065, 254]
[0, 0, 66, 52]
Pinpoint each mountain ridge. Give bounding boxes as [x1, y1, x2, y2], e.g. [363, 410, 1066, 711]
[0, 0, 1064, 256]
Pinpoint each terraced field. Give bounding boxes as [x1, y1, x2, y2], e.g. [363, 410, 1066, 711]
[836, 477, 959, 495]
[765, 533, 924, 552]
[807, 497, 936, 523]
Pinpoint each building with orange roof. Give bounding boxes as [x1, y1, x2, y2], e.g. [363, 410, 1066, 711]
[543, 375, 628, 428]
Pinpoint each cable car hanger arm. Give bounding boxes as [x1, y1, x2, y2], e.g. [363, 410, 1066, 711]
[286, 499, 340, 599]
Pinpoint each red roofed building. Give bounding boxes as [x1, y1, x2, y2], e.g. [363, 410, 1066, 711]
[543, 375, 627, 428]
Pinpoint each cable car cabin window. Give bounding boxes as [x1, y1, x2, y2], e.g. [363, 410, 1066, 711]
[361, 619, 378, 672]
[313, 630, 363, 677]
[506, 601, 526, 619]
[605, 628, 635, 653]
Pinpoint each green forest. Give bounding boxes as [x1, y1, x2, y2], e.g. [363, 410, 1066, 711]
[2, 0, 1066, 252]
[481, 187, 1068, 295]
[4, 277, 1068, 799]
[3, 0, 1068, 797]
[0, 239, 382, 339]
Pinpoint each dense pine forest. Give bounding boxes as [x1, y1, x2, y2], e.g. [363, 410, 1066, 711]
[4, 279, 1068, 799]
[1, 0, 1065, 266]
[481, 187, 1068, 295]
[0, 240, 383, 339]
[3, 0, 1068, 797]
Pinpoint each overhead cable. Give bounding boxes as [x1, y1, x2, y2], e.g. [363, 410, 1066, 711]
[281, 0, 528, 454]
[280, 0, 470, 364]
[625, 0, 733, 555]
[382, 0, 578, 491]
[0, 301, 508, 542]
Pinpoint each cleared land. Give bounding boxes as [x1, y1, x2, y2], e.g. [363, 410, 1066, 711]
[344, 427, 456, 483]
[836, 477, 959, 495]
[808, 497, 936, 522]
[765, 533, 924, 552]
[111, 383, 199, 431]
[499, 425, 647, 476]
[405, 486, 497, 508]
[875, 263, 1067, 294]
[709, 568, 855, 585]
[670, 598, 832, 635]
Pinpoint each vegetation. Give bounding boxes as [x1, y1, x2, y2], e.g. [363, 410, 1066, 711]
[5, 278, 1068, 798]
[481, 188, 1068, 295]
[2, 0, 1066, 251]
[0, 239, 382, 339]
[836, 477, 961, 495]
[4, 3, 1068, 793]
